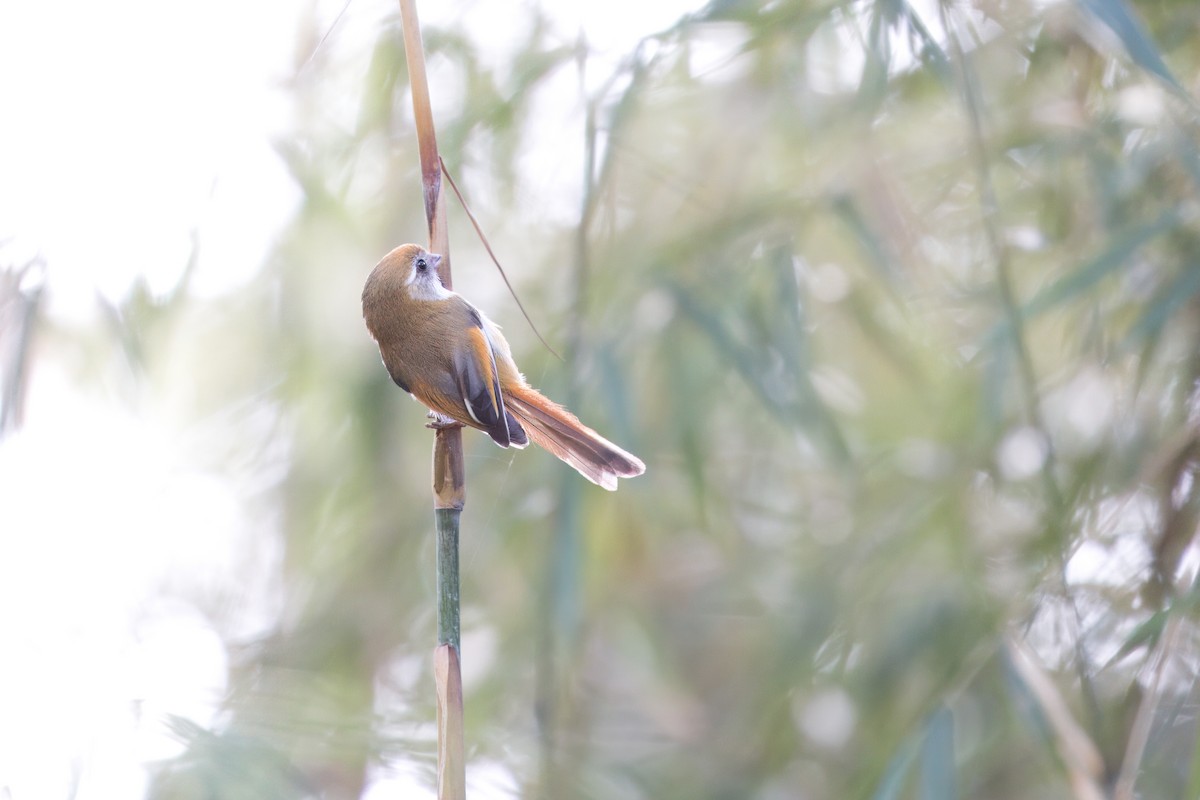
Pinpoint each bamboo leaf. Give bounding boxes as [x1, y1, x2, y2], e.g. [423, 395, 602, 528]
[830, 196, 897, 284]
[1112, 584, 1200, 668]
[859, 1, 894, 108]
[873, 736, 919, 800]
[980, 343, 1011, 427]
[902, 0, 951, 84]
[1106, 610, 1168, 667]
[1078, 0, 1186, 95]
[1122, 265, 1200, 347]
[1002, 647, 1055, 748]
[669, 277, 851, 462]
[920, 707, 956, 800]
[1023, 211, 1177, 318]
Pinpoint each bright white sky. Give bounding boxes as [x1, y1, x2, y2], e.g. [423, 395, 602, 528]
[0, 0, 699, 797]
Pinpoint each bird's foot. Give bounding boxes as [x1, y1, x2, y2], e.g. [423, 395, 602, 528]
[426, 410, 464, 431]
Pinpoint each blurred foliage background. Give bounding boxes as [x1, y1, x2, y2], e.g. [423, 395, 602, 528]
[6, 0, 1200, 797]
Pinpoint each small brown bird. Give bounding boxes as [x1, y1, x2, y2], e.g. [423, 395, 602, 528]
[362, 243, 645, 490]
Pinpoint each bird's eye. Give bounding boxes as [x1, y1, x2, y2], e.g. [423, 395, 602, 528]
[415, 258, 427, 272]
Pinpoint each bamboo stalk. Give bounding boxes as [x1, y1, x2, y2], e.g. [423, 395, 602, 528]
[396, 1, 465, 798]
[434, 641, 466, 800]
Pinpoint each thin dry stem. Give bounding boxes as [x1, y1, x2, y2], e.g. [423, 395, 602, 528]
[439, 158, 562, 361]
[1007, 638, 1106, 800]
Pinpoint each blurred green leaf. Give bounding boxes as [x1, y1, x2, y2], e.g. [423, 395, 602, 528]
[860, 2, 894, 109]
[902, 0, 950, 84]
[1078, 0, 1186, 94]
[830, 195, 897, 285]
[1107, 609, 1168, 666]
[153, 717, 316, 799]
[1023, 211, 1178, 319]
[873, 735, 919, 800]
[668, 274, 851, 462]
[1001, 649, 1054, 751]
[920, 707, 956, 800]
[1123, 264, 1200, 347]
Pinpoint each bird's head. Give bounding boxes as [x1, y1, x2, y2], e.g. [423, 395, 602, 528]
[366, 243, 448, 302]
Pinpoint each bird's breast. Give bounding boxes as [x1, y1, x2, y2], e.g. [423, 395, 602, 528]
[376, 298, 468, 398]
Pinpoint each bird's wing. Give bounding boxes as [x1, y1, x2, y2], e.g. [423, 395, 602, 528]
[452, 302, 511, 447]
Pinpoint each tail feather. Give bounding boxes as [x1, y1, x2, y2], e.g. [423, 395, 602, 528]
[505, 386, 645, 491]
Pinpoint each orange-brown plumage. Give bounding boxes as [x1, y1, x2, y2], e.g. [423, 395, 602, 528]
[362, 243, 645, 490]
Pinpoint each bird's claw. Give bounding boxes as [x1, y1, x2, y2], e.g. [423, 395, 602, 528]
[425, 411, 464, 431]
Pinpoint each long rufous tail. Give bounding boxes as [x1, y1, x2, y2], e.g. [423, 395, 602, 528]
[504, 386, 645, 491]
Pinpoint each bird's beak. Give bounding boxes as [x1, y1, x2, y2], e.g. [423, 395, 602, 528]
[429, 253, 443, 269]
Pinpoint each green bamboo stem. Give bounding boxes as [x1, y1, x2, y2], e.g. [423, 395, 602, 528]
[435, 507, 462, 649]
